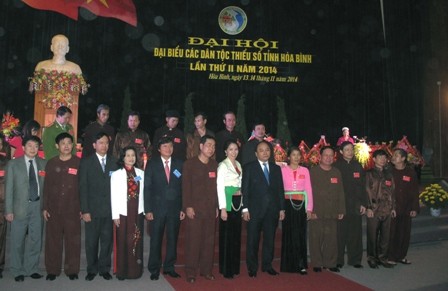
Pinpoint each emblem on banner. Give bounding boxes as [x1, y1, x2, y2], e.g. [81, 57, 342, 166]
[218, 6, 247, 35]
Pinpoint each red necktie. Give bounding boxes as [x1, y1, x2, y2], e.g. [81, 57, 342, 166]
[165, 160, 170, 183]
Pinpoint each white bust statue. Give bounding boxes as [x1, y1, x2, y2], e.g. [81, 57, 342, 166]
[35, 34, 82, 74]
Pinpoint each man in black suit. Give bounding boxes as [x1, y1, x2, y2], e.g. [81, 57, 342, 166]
[144, 137, 185, 281]
[242, 141, 285, 277]
[80, 132, 118, 281]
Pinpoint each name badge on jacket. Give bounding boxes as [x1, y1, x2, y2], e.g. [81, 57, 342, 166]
[135, 138, 143, 145]
[174, 137, 181, 143]
[68, 168, 78, 175]
[38, 170, 46, 177]
[299, 174, 305, 179]
[403, 175, 411, 182]
[353, 172, 360, 178]
[209, 172, 216, 178]
[385, 180, 392, 186]
[0, 170, 5, 177]
[330, 177, 338, 184]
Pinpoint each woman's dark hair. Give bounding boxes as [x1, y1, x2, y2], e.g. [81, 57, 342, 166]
[223, 139, 238, 152]
[0, 134, 11, 162]
[287, 146, 301, 157]
[117, 146, 138, 168]
[22, 120, 41, 139]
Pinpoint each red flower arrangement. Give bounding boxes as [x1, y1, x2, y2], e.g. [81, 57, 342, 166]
[29, 69, 89, 109]
[1, 112, 20, 138]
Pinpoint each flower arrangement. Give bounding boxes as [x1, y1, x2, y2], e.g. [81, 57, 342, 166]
[1, 112, 20, 138]
[354, 141, 370, 168]
[29, 69, 89, 109]
[419, 184, 448, 209]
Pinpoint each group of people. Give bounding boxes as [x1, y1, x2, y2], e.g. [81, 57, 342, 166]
[0, 105, 420, 285]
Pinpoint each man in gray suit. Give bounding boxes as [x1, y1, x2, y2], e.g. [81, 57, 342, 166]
[5, 136, 47, 282]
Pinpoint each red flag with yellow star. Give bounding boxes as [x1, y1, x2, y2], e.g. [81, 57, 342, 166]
[22, 0, 137, 27]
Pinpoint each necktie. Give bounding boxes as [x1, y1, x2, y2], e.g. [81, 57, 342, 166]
[165, 160, 170, 183]
[29, 160, 39, 201]
[101, 157, 106, 173]
[263, 162, 270, 185]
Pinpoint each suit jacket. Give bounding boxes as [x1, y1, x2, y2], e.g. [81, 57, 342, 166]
[144, 157, 183, 217]
[111, 167, 145, 219]
[79, 154, 118, 218]
[242, 160, 284, 218]
[5, 156, 47, 219]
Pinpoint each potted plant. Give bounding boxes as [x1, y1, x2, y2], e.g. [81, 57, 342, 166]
[419, 184, 448, 217]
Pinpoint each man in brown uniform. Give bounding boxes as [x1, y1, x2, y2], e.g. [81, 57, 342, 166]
[113, 111, 150, 169]
[182, 135, 218, 283]
[186, 112, 214, 159]
[365, 149, 396, 269]
[309, 146, 345, 273]
[43, 132, 81, 281]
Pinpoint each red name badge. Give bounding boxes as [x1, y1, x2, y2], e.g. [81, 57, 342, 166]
[403, 175, 411, 182]
[331, 177, 338, 184]
[209, 172, 216, 178]
[135, 138, 143, 145]
[385, 180, 392, 186]
[174, 137, 181, 143]
[38, 170, 46, 177]
[353, 172, 360, 178]
[68, 168, 78, 175]
[299, 174, 305, 179]
[0, 170, 5, 177]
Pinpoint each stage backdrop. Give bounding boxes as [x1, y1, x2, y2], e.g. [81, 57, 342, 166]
[0, 0, 428, 148]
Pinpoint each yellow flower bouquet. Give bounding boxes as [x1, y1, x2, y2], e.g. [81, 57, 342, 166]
[419, 184, 448, 209]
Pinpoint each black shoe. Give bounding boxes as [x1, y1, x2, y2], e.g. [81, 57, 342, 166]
[163, 270, 181, 278]
[15, 275, 25, 282]
[299, 269, 308, 275]
[68, 274, 78, 280]
[353, 264, 363, 268]
[46, 274, 57, 281]
[116, 276, 125, 281]
[336, 264, 343, 269]
[329, 267, 340, 273]
[150, 273, 159, 280]
[100, 272, 112, 280]
[367, 260, 378, 269]
[263, 268, 279, 276]
[85, 273, 96, 281]
[248, 270, 257, 277]
[313, 267, 322, 273]
[30, 273, 43, 279]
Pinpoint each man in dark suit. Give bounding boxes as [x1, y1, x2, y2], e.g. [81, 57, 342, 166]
[5, 136, 47, 282]
[242, 141, 285, 277]
[79, 132, 118, 281]
[144, 136, 185, 281]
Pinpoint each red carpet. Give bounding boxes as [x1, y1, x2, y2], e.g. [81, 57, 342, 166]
[165, 260, 371, 291]
[160, 221, 371, 290]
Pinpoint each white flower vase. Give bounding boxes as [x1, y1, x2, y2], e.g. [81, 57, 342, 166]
[430, 207, 441, 217]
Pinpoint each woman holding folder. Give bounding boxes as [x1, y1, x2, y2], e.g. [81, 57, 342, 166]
[217, 139, 243, 279]
[280, 147, 313, 274]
